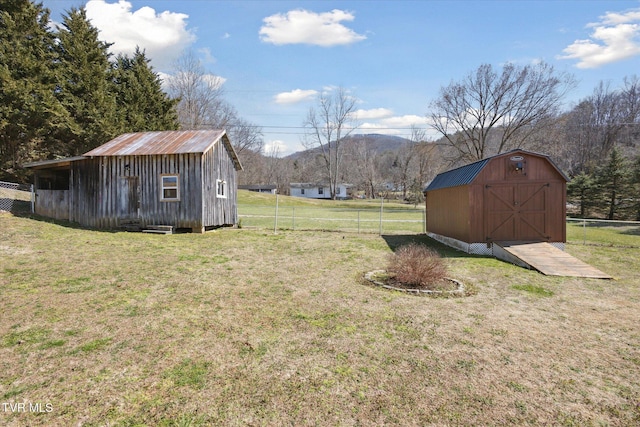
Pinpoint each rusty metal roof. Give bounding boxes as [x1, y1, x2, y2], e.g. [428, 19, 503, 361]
[84, 130, 227, 156]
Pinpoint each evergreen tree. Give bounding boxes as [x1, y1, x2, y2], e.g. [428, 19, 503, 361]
[567, 171, 597, 218]
[0, 0, 66, 180]
[631, 155, 640, 221]
[56, 7, 118, 155]
[112, 48, 180, 132]
[595, 148, 631, 220]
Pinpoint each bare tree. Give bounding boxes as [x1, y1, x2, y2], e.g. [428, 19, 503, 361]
[562, 80, 639, 173]
[346, 135, 380, 198]
[166, 51, 225, 129]
[167, 51, 263, 172]
[429, 62, 575, 162]
[302, 86, 358, 199]
[409, 126, 439, 204]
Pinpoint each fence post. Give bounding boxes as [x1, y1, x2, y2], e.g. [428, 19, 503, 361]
[379, 197, 384, 235]
[274, 194, 279, 234]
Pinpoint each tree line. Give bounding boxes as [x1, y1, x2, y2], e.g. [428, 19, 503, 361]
[0, 0, 263, 182]
[2, 1, 639, 220]
[0, 1, 179, 180]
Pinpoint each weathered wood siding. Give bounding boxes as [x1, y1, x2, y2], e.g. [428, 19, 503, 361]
[70, 154, 205, 230]
[202, 136, 238, 227]
[34, 190, 69, 220]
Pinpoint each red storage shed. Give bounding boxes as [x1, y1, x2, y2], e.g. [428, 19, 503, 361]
[424, 150, 569, 255]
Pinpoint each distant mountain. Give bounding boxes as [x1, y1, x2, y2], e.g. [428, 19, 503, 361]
[285, 134, 412, 160]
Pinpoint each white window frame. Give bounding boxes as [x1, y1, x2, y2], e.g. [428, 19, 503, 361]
[216, 179, 227, 198]
[160, 174, 180, 202]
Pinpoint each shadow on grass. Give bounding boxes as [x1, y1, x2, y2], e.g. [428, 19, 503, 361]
[620, 226, 640, 236]
[10, 211, 121, 234]
[381, 234, 491, 260]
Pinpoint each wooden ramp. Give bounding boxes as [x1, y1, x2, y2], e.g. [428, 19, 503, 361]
[494, 242, 612, 279]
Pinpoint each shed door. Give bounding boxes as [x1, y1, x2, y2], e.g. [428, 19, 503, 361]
[485, 183, 549, 242]
[118, 176, 140, 218]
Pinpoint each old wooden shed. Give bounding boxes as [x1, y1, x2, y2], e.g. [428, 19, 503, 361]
[424, 150, 568, 255]
[25, 129, 242, 233]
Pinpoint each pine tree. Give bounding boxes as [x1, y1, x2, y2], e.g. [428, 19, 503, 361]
[567, 171, 597, 218]
[112, 48, 180, 132]
[56, 7, 118, 155]
[595, 148, 631, 220]
[0, 0, 67, 180]
[631, 155, 640, 221]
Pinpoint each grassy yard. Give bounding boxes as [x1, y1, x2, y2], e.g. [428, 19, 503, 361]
[1, 212, 639, 426]
[238, 190, 425, 234]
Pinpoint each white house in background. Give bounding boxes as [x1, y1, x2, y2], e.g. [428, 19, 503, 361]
[289, 183, 353, 200]
[238, 184, 277, 194]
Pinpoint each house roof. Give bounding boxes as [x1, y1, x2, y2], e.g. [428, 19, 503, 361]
[23, 156, 87, 170]
[26, 130, 242, 171]
[85, 129, 228, 154]
[290, 183, 353, 188]
[424, 149, 568, 192]
[425, 158, 490, 191]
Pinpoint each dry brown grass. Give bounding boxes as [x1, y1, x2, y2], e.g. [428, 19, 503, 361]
[0, 212, 639, 426]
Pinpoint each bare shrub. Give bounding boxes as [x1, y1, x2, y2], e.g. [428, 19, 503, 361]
[387, 243, 448, 289]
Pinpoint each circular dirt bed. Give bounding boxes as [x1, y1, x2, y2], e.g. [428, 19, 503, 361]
[364, 270, 466, 297]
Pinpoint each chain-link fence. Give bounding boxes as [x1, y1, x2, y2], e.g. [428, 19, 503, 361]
[0, 181, 33, 214]
[238, 203, 425, 235]
[566, 217, 640, 247]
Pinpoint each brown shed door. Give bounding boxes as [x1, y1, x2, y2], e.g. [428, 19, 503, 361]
[118, 176, 140, 218]
[485, 183, 549, 242]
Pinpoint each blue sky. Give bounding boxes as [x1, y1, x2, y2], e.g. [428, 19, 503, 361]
[43, 0, 640, 156]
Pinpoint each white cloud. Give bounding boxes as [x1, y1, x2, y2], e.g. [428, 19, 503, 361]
[85, 0, 196, 70]
[259, 9, 366, 46]
[558, 7, 640, 68]
[352, 108, 394, 120]
[198, 47, 216, 64]
[379, 115, 430, 128]
[357, 115, 432, 137]
[274, 89, 318, 104]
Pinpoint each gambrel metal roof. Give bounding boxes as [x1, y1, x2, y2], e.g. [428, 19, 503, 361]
[424, 149, 568, 192]
[425, 158, 490, 191]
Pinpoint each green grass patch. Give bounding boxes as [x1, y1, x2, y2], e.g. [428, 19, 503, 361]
[78, 337, 112, 352]
[511, 284, 554, 297]
[163, 359, 210, 389]
[2, 327, 50, 347]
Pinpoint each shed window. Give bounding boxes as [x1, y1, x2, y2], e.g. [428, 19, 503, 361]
[161, 174, 179, 201]
[318, 187, 324, 195]
[217, 179, 227, 198]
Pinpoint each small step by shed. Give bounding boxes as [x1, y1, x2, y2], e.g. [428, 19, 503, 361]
[494, 242, 612, 279]
[142, 225, 174, 235]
